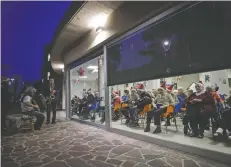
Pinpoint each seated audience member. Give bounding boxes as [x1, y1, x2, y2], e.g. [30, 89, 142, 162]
[144, 87, 174, 133]
[120, 90, 130, 124]
[177, 87, 187, 106]
[21, 87, 45, 130]
[112, 91, 121, 121]
[82, 89, 96, 119]
[127, 89, 139, 126]
[183, 83, 215, 138]
[213, 89, 231, 140]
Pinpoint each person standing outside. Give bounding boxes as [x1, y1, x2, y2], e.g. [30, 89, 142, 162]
[45, 79, 57, 124]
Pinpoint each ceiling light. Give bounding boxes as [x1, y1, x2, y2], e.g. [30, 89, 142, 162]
[88, 13, 107, 28]
[87, 65, 98, 69]
[80, 76, 87, 79]
[59, 64, 64, 69]
[96, 26, 104, 33]
[92, 69, 98, 73]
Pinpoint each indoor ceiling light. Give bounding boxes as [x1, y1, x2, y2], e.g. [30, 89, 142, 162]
[80, 76, 87, 79]
[88, 13, 107, 28]
[59, 64, 64, 69]
[92, 69, 98, 73]
[87, 65, 98, 69]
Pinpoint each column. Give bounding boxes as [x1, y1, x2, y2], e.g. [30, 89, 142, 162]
[98, 55, 105, 106]
[103, 46, 111, 128]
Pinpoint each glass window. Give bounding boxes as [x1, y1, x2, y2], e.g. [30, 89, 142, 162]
[70, 56, 105, 125]
[109, 68, 231, 154]
[107, 2, 231, 86]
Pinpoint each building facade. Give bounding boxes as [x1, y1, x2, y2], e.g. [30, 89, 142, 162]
[41, 44, 63, 109]
[50, 1, 231, 164]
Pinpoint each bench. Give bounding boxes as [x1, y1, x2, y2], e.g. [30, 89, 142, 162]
[6, 114, 36, 132]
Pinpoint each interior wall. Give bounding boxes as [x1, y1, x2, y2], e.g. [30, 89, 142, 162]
[199, 70, 230, 95]
[71, 80, 98, 98]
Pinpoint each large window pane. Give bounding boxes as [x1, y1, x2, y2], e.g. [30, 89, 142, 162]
[70, 57, 105, 125]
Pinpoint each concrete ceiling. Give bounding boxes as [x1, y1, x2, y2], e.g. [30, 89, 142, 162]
[50, 1, 123, 74]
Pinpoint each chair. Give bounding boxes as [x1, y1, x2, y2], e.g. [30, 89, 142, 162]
[162, 105, 178, 133]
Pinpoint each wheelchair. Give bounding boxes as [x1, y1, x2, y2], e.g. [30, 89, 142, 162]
[90, 101, 100, 122]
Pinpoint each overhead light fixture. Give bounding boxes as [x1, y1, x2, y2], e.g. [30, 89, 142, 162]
[92, 69, 98, 73]
[88, 13, 107, 29]
[80, 76, 87, 79]
[59, 64, 64, 69]
[96, 26, 104, 33]
[87, 65, 98, 69]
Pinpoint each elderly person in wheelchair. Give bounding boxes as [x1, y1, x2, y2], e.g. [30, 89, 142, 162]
[144, 87, 175, 134]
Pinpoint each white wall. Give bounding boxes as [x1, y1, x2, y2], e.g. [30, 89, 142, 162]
[199, 69, 231, 95]
[71, 80, 98, 99]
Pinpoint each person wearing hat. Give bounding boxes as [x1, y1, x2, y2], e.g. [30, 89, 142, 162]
[112, 90, 121, 121]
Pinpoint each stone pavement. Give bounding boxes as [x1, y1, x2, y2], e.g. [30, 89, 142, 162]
[1, 120, 229, 167]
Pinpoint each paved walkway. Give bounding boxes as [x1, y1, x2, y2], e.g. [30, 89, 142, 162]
[1, 120, 229, 167]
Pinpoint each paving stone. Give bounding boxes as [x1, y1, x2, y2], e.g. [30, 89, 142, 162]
[94, 145, 114, 152]
[124, 149, 144, 159]
[45, 151, 61, 158]
[24, 141, 38, 147]
[20, 156, 41, 165]
[134, 163, 149, 167]
[111, 146, 133, 154]
[71, 145, 92, 152]
[3, 146, 14, 153]
[68, 151, 89, 157]
[56, 154, 72, 160]
[166, 157, 182, 167]
[2, 156, 14, 163]
[80, 154, 94, 160]
[43, 161, 69, 167]
[21, 162, 43, 167]
[143, 154, 164, 160]
[95, 155, 107, 161]
[66, 157, 92, 167]
[148, 158, 171, 167]
[122, 160, 138, 167]
[42, 157, 53, 164]
[38, 148, 51, 153]
[11, 151, 27, 157]
[26, 146, 39, 153]
[117, 155, 147, 163]
[111, 139, 123, 145]
[106, 158, 123, 166]
[183, 160, 200, 167]
[2, 161, 19, 167]
[88, 160, 114, 167]
[84, 136, 96, 141]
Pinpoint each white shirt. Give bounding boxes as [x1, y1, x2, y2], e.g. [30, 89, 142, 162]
[21, 95, 33, 112]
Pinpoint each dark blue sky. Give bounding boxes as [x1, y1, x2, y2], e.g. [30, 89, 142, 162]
[1, 1, 71, 82]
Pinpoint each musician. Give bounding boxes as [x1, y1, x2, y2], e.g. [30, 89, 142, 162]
[21, 87, 45, 130]
[45, 79, 57, 124]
